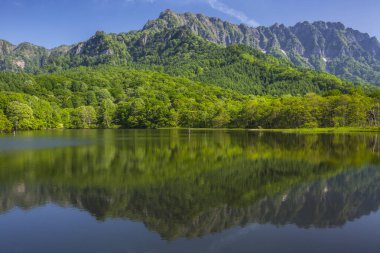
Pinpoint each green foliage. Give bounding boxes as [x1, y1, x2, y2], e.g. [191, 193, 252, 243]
[69, 106, 97, 129]
[241, 92, 376, 129]
[0, 110, 12, 132]
[99, 99, 117, 128]
[0, 65, 379, 131]
[3, 11, 380, 88]
[6, 101, 34, 130]
[126, 29, 364, 95]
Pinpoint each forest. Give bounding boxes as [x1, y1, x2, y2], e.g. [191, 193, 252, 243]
[1, 65, 380, 131]
[2, 13, 380, 132]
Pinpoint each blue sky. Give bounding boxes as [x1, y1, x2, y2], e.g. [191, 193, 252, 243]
[1, 0, 380, 48]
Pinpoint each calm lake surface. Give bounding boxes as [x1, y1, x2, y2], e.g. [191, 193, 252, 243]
[1, 129, 380, 253]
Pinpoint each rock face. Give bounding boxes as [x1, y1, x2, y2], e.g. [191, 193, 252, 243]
[0, 40, 16, 56]
[145, 10, 380, 84]
[0, 40, 50, 72]
[1, 9, 380, 85]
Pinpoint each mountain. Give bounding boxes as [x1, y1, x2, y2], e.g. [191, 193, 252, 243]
[1, 11, 380, 132]
[146, 10, 380, 85]
[1, 9, 380, 87]
[0, 39, 51, 72]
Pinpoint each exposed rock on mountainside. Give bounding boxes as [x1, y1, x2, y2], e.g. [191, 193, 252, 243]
[147, 10, 380, 84]
[1, 9, 380, 85]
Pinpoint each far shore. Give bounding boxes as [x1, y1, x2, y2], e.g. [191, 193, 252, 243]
[2, 127, 380, 135]
[248, 127, 380, 133]
[157, 127, 380, 133]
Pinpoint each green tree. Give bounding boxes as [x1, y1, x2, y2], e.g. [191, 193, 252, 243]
[117, 98, 148, 128]
[0, 110, 12, 132]
[71, 106, 97, 128]
[99, 99, 117, 128]
[212, 108, 231, 128]
[6, 101, 34, 130]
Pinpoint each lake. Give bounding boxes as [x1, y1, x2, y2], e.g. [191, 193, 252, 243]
[1, 129, 380, 253]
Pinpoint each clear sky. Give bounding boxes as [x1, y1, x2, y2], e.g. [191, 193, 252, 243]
[1, 0, 380, 48]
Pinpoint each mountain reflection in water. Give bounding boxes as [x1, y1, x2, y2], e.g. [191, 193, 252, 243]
[0, 130, 380, 241]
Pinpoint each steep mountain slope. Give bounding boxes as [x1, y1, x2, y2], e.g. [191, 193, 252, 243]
[1, 9, 380, 87]
[146, 10, 380, 84]
[0, 40, 51, 72]
[1, 27, 369, 96]
[125, 27, 357, 95]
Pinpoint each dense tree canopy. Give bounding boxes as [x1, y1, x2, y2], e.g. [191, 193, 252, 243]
[0, 66, 380, 131]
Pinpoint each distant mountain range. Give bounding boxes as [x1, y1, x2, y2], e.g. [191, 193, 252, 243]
[1, 9, 380, 85]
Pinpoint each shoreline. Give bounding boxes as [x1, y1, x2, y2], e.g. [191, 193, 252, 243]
[2, 127, 380, 135]
[159, 127, 380, 133]
[248, 127, 380, 133]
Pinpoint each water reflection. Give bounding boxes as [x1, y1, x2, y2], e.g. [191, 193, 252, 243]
[0, 130, 380, 240]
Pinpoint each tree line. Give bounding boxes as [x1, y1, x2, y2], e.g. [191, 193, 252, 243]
[1, 66, 380, 132]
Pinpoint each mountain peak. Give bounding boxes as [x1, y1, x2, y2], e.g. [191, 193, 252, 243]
[140, 10, 380, 84]
[159, 9, 176, 17]
[1, 10, 380, 85]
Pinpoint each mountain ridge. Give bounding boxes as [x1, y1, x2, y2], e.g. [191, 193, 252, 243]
[148, 10, 380, 71]
[1, 9, 380, 85]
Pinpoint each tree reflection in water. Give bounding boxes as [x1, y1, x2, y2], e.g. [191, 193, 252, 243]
[0, 130, 380, 239]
